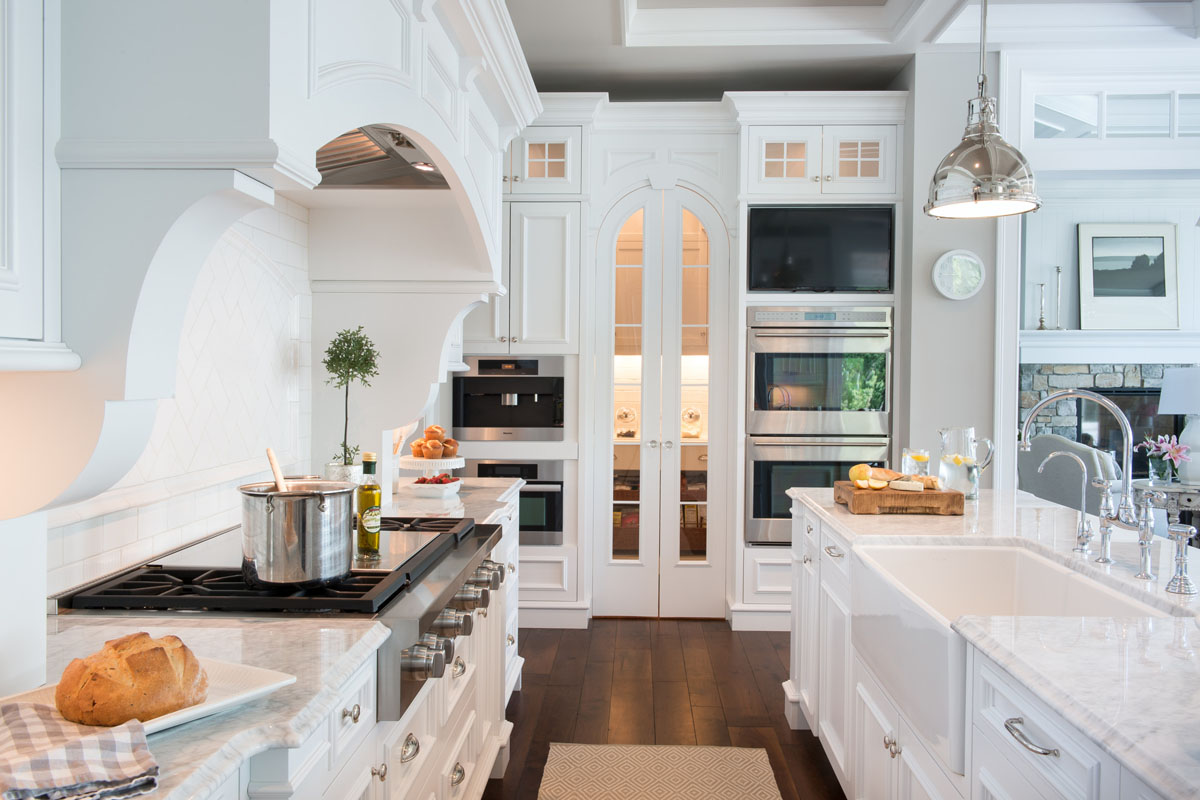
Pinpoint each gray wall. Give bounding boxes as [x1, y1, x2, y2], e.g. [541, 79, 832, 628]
[896, 52, 1001, 480]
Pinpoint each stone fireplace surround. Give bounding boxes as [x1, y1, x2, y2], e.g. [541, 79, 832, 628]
[1019, 362, 1190, 438]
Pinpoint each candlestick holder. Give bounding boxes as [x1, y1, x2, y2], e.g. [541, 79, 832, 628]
[1036, 283, 1048, 330]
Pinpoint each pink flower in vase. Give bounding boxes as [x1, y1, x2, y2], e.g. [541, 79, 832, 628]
[1163, 436, 1191, 468]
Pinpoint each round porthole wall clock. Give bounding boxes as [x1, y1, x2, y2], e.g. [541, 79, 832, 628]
[932, 249, 986, 300]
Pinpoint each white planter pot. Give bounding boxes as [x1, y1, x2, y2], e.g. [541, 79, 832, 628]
[325, 463, 363, 484]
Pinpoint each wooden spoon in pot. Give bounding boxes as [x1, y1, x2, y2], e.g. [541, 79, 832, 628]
[266, 447, 288, 493]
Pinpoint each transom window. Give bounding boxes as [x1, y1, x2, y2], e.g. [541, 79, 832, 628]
[763, 141, 807, 179]
[527, 142, 566, 179]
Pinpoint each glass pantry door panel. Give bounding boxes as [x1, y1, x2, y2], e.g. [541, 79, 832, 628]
[680, 445, 707, 561]
[614, 208, 646, 560]
[678, 209, 710, 561]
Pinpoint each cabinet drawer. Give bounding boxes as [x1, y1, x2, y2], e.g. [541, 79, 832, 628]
[505, 608, 519, 667]
[379, 698, 436, 800]
[973, 658, 1118, 800]
[329, 660, 377, 765]
[820, 529, 850, 580]
[972, 723, 1047, 800]
[442, 634, 477, 726]
[440, 710, 479, 800]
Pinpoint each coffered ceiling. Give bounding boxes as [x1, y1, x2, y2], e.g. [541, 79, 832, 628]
[505, 0, 1200, 99]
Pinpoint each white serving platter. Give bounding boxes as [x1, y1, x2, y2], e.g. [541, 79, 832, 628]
[4, 658, 296, 735]
[404, 479, 463, 499]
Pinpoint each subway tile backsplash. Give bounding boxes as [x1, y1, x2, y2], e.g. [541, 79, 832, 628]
[46, 200, 312, 596]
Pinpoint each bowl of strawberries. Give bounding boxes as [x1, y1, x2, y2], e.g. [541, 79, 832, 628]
[408, 473, 462, 498]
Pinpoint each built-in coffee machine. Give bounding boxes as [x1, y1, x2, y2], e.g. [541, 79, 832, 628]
[451, 357, 565, 441]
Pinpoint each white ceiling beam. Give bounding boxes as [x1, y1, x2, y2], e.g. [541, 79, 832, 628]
[935, 2, 1200, 45]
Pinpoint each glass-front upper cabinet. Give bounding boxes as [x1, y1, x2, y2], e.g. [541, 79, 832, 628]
[746, 125, 897, 196]
[507, 126, 583, 195]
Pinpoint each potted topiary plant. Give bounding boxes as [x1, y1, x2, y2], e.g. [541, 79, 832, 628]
[322, 326, 380, 482]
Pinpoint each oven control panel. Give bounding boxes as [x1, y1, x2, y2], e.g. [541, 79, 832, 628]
[748, 306, 891, 327]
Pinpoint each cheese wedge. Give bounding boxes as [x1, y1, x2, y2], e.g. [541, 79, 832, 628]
[889, 479, 924, 492]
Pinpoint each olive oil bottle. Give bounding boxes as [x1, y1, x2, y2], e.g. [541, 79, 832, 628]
[356, 452, 382, 560]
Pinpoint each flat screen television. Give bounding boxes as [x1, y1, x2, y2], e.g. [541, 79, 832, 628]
[747, 206, 894, 293]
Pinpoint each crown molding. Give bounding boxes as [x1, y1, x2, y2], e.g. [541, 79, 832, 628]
[0, 339, 81, 372]
[726, 91, 909, 126]
[534, 93, 609, 126]
[592, 98, 739, 133]
[310, 279, 504, 296]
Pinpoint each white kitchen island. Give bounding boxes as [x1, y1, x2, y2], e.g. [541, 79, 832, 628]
[786, 487, 1200, 800]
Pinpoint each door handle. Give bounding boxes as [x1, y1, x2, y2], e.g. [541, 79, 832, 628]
[663, 440, 674, 449]
[647, 440, 659, 449]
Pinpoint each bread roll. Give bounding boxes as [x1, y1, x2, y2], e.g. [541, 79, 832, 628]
[55, 632, 208, 726]
[409, 439, 426, 458]
[423, 425, 446, 442]
[441, 438, 459, 458]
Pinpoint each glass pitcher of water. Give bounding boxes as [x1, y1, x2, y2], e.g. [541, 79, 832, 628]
[938, 427, 994, 500]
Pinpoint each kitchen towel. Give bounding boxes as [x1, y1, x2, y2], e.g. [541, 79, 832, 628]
[0, 703, 158, 800]
[539, 743, 783, 800]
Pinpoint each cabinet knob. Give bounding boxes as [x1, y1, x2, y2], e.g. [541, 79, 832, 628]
[806, 524, 814, 535]
[508, 562, 517, 575]
[450, 762, 466, 787]
[513, 175, 521, 182]
[499, 336, 508, 342]
[802, 555, 811, 565]
[502, 175, 509, 182]
[508, 633, 516, 646]
[812, 175, 821, 182]
[511, 337, 518, 343]
[371, 763, 388, 781]
[341, 703, 361, 724]
[825, 174, 833, 181]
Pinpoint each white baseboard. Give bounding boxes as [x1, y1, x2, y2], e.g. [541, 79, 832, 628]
[729, 603, 791, 631]
[518, 604, 590, 628]
[782, 679, 811, 731]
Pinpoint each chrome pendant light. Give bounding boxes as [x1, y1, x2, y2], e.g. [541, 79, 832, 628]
[925, 0, 1040, 219]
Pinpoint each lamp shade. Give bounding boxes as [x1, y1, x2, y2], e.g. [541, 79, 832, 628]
[1158, 367, 1200, 415]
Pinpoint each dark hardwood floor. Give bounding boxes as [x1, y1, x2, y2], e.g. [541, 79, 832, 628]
[482, 619, 845, 800]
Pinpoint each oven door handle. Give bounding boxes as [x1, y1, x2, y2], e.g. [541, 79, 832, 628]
[752, 440, 889, 447]
[751, 330, 890, 339]
[520, 485, 562, 494]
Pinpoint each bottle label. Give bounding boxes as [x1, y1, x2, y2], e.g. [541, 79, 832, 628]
[361, 507, 381, 534]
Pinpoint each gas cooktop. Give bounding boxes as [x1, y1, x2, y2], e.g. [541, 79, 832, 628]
[64, 517, 477, 615]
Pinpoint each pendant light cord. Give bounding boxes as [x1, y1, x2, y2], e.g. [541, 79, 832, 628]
[977, 0, 988, 98]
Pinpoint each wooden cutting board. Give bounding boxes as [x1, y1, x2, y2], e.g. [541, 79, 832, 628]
[833, 481, 965, 516]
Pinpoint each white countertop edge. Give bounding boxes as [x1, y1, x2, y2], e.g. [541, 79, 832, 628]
[952, 616, 1193, 800]
[155, 622, 391, 800]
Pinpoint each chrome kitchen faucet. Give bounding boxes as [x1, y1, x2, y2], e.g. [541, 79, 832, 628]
[1037, 450, 1092, 556]
[1020, 389, 1157, 579]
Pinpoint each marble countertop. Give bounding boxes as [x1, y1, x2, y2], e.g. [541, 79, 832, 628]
[954, 614, 1200, 798]
[383, 477, 522, 524]
[790, 487, 1200, 798]
[44, 615, 389, 799]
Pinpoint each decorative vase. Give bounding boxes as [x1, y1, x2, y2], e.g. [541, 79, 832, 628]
[1148, 458, 1177, 486]
[1177, 415, 1200, 485]
[325, 462, 363, 484]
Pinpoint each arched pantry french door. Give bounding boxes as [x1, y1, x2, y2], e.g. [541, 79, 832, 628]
[593, 187, 729, 618]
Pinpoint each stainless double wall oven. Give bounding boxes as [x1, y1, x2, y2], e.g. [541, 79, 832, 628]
[465, 460, 564, 546]
[745, 306, 892, 544]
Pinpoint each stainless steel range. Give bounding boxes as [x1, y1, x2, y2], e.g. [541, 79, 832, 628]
[57, 517, 504, 721]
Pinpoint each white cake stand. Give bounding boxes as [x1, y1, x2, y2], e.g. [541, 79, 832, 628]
[395, 454, 466, 478]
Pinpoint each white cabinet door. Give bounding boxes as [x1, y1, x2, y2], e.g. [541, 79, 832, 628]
[508, 202, 579, 354]
[462, 205, 511, 354]
[818, 570, 853, 796]
[797, 536, 820, 727]
[897, 718, 960, 800]
[509, 126, 583, 195]
[972, 724, 1047, 800]
[853, 660, 897, 800]
[0, 0, 46, 340]
[820, 125, 898, 196]
[746, 125, 823, 196]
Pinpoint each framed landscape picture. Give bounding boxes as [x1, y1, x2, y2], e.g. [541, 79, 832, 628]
[1078, 223, 1179, 330]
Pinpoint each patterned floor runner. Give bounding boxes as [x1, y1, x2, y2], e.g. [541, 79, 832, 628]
[538, 742, 784, 799]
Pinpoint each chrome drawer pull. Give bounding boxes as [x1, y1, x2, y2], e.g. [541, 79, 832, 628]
[508, 562, 517, 575]
[399, 733, 420, 763]
[806, 524, 814, 535]
[824, 545, 844, 559]
[453, 656, 467, 678]
[1004, 717, 1059, 757]
[507, 633, 516, 646]
[801, 555, 811, 565]
[371, 763, 388, 781]
[342, 703, 361, 724]
[450, 762, 466, 786]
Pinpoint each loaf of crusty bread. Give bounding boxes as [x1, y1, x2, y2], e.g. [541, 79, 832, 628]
[55, 632, 209, 726]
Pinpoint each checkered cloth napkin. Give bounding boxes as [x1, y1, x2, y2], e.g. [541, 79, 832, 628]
[0, 703, 158, 800]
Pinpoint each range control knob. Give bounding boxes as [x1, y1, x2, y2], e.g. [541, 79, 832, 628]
[481, 559, 506, 583]
[400, 644, 446, 680]
[418, 632, 455, 664]
[451, 584, 490, 611]
[431, 609, 474, 638]
[469, 566, 501, 591]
